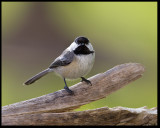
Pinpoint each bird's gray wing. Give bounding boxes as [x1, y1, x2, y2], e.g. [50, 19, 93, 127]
[49, 50, 74, 68]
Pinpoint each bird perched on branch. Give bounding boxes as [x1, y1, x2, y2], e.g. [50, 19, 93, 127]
[24, 36, 95, 94]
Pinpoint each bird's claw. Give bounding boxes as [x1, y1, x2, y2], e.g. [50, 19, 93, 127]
[81, 77, 92, 86]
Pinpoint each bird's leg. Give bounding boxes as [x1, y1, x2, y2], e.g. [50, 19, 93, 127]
[63, 78, 74, 94]
[81, 77, 92, 86]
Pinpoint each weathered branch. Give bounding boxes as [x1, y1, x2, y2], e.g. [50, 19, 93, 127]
[2, 106, 157, 126]
[2, 63, 156, 126]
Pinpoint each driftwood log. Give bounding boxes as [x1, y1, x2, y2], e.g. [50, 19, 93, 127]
[2, 63, 157, 126]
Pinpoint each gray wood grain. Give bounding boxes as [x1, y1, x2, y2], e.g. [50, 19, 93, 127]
[2, 63, 150, 126]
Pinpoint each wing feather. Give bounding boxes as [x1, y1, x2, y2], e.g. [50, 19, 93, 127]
[49, 50, 74, 68]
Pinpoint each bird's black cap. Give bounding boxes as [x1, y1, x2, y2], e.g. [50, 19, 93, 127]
[74, 36, 89, 45]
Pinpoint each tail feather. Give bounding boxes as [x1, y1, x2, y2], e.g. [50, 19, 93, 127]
[24, 69, 50, 85]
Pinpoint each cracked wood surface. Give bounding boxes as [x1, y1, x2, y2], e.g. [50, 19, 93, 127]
[2, 106, 157, 126]
[2, 63, 155, 126]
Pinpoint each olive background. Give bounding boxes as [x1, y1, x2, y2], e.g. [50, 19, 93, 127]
[2, 2, 157, 110]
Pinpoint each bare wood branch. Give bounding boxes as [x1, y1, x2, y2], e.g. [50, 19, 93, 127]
[2, 63, 144, 115]
[2, 63, 152, 126]
[2, 106, 157, 126]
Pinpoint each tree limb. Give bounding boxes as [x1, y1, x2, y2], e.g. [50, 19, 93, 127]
[2, 63, 156, 126]
[2, 106, 157, 126]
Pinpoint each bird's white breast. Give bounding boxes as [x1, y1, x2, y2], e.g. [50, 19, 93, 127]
[54, 53, 95, 79]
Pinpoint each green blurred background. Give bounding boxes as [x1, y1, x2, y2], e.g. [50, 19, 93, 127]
[2, 2, 157, 110]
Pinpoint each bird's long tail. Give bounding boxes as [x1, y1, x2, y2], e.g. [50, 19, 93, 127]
[24, 68, 50, 85]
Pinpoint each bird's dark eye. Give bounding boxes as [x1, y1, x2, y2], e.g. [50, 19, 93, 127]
[75, 36, 89, 45]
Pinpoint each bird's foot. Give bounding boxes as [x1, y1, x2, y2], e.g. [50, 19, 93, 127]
[81, 77, 92, 86]
[64, 86, 74, 95]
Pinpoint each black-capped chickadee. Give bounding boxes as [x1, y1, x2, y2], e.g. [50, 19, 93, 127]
[24, 36, 95, 94]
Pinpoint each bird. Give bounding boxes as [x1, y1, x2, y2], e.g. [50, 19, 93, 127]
[24, 36, 95, 94]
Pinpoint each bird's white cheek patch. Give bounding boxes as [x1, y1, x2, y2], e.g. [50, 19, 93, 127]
[67, 42, 78, 51]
